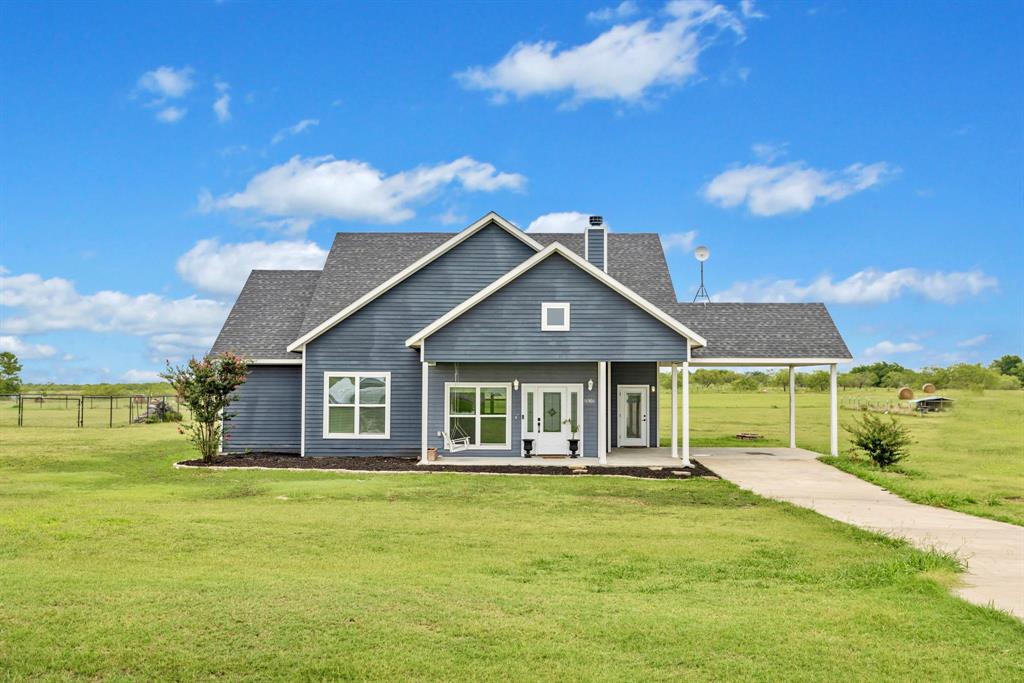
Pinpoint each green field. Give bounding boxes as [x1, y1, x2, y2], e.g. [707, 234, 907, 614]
[2, 411, 1023, 679]
[660, 387, 1024, 526]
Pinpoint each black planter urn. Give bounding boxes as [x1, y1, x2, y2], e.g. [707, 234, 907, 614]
[522, 438, 534, 458]
[568, 438, 580, 457]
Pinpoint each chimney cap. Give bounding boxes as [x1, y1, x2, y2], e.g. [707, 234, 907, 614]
[588, 215, 603, 227]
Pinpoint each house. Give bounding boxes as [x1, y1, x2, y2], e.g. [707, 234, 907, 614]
[209, 212, 851, 462]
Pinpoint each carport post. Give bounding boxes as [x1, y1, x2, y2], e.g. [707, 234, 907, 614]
[788, 366, 796, 448]
[670, 363, 678, 458]
[681, 360, 691, 467]
[829, 364, 838, 456]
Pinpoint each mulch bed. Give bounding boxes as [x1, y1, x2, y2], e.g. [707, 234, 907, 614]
[178, 453, 718, 480]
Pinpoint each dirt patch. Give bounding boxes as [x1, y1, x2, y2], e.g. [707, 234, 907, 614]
[178, 453, 718, 480]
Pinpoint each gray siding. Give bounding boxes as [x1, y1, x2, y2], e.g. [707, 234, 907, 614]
[585, 227, 605, 271]
[304, 223, 537, 456]
[610, 362, 659, 448]
[224, 365, 301, 453]
[424, 253, 689, 363]
[428, 362, 599, 457]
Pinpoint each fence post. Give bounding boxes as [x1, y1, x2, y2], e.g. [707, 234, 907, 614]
[109, 396, 113, 428]
[18, 394, 23, 427]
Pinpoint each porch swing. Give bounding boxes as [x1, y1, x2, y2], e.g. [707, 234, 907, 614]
[438, 363, 471, 453]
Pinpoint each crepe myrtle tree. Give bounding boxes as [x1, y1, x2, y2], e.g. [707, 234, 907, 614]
[162, 352, 249, 463]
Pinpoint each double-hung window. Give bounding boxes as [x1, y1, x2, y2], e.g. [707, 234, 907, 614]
[446, 383, 511, 449]
[323, 372, 390, 438]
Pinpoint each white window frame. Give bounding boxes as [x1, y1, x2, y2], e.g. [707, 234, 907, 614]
[322, 371, 391, 439]
[444, 382, 512, 450]
[541, 302, 571, 331]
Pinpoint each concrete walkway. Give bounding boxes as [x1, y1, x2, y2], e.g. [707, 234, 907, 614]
[695, 447, 1024, 619]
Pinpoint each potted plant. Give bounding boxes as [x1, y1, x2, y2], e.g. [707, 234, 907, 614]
[522, 438, 534, 458]
[563, 419, 581, 457]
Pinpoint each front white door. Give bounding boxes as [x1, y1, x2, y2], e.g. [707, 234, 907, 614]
[521, 384, 582, 456]
[617, 385, 649, 447]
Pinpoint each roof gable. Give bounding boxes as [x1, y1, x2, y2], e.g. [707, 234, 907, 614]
[406, 243, 706, 349]
[288, 212, 542, 351]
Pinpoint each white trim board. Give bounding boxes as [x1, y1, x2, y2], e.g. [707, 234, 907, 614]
[689, 357, 850, 367]
[405, 243, 708, 349]
[287, 212, 543, 352]
[248, 358, 303, 365]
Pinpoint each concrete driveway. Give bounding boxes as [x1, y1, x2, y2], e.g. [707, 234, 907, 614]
[695, 447, 1024, 619]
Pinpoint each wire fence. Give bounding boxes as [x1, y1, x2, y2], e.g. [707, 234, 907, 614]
[0, 394, 187, 428]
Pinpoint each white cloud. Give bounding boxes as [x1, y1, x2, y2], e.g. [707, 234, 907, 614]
[704, 160, 895, 216]
[437, 208, 467, 226]
[176, 238, 328, 296]
[0, 335, 58, 359]
[715, 268, 998, 304]
[739, 0, 766, 19]
[0, 272, 228, 356]
[121, 369, 165, 383]
[956, 334, 989, 348]
[155, 106, 187, 123]
[526, 211, 596, 233]
[751, 141, 787, 162]
[661, 230, 698, 251]
[147, 333, 218, 360]
[456, 0, 746, 107]
[863, 340, 923, 358]
[587, 1, 639, 22]
[213, 81, 231, 122]
[201, 155, 526, 226]
[271, 118, 319, 144]
[137, 66, 194, 100]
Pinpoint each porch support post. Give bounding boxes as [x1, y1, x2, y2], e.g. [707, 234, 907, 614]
[681, 359, 691, 467]
[670, 363, 678, 458]
[597, 361, 607, 463]
[829, 363, 838, 456]
[420, 360, 429, 464]
[788, 365, 796, 449]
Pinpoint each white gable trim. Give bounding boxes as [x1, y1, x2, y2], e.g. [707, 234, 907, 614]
[248, 358, 303, 365]
[286, 212, 543, 352]
[405, 243, 708, 349]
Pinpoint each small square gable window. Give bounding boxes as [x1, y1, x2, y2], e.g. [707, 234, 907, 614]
[541, 302, 570, 331]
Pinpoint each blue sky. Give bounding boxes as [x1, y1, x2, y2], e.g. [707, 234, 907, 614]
[1, 0, 1021, 382]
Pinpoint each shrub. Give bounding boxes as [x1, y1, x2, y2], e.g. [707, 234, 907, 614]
[162, 353, 248, 463]
[731, 375, 759, 392]
[845, 412, 913, 468]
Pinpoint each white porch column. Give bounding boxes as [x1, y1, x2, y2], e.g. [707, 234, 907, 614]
[829, 363, 838, 456]
[420, 361, 429, 464]
[788, 365, 796, 449]
[681, 360, 691, 467]
[597, 361, 607, 463]
[670, 363, 679, 458]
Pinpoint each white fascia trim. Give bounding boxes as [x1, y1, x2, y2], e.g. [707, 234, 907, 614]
[248, 358, 303, 365]
[405, 243, 708, 349]
[689, 357, 852, 367]
[286, 212, 543, 352]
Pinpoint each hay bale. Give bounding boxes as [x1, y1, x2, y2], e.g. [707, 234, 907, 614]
[898, 387, 914, 400]
[922, 383, 936, 394]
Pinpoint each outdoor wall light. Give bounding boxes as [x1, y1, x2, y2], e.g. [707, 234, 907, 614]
[587, 379, 594, 391]
[651, 385, 656, 393]
[513, 379, 519, 391]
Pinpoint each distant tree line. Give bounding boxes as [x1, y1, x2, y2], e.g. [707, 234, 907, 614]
[661, 355, 1024, 392]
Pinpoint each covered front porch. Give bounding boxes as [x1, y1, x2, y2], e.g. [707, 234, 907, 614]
[421, 359, 696, 465]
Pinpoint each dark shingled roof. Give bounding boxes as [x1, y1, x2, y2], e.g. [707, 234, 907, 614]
[673, 303, 852, 360]
[209, 226, 851, 361]
[298, 230, 680, 334]
[209, 270, 320, 359]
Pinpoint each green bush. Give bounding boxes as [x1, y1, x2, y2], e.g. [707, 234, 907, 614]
[845, 412, 913, 468]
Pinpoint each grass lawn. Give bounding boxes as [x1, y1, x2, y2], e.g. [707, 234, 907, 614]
[660, 387, 1024, 526]
[1, 415, 1022, 680]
